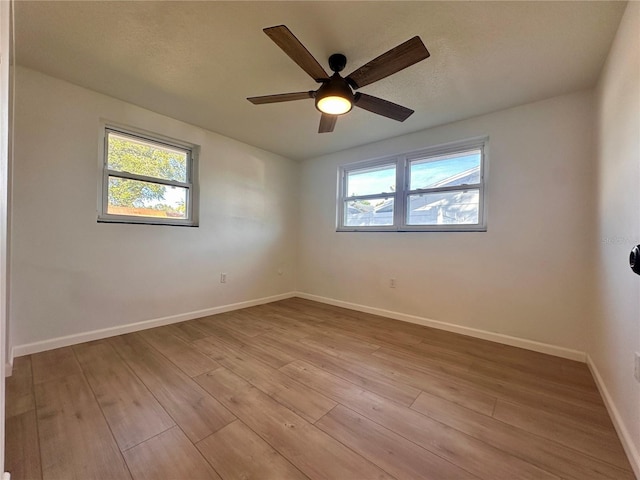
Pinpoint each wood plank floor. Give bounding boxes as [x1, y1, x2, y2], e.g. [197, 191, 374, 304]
[4, 298, 634, 479]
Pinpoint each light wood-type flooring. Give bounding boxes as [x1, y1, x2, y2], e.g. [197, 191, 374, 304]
[4, 298, 635, 479]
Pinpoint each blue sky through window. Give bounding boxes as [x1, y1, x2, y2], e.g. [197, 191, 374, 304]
[347, 164, 396, 197]
[347, 151, 480, 197]
[410, 152, 480, 189]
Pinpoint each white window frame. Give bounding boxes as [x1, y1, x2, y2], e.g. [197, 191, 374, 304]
[98, 123, 199, 226]
[337, 137, 488, 232]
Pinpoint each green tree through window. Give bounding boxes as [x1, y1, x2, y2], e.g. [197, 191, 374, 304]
[107, 135, 187, 212]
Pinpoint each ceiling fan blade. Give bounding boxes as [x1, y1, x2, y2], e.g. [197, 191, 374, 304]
[346, 36, 430, 89]
[318, 114, 337, 133]
[247, 91, 314, 105]
[354, 93, 414, 122]
[264, 25, 328, 82]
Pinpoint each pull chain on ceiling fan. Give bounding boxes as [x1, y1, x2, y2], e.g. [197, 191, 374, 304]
[247, 25, 430, 133]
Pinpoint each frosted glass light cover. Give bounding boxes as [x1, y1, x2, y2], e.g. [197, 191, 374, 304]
[317, 96, 352, 115]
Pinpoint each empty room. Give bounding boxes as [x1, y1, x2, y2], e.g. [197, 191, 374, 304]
[0, 1, 638, 479]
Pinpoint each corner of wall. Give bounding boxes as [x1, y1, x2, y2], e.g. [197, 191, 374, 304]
[587, 355, 640, 478]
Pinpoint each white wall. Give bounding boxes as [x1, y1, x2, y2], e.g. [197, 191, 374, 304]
[298, 90, 595, 354]
[593, 1, 640, 474]
[0, 0, 10, 470]
[10, 67, 298, 351]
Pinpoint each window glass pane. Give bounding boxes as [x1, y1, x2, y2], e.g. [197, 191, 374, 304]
[344, 198, 394, 226]
[107, 131, 188, 183]
[346, 163, 396, 197]
[107, 176, 188, 219]
[407, 189, 479, 225]
[409, 149, 480, 190]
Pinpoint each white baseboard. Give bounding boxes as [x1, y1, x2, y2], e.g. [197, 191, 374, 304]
[295, 292, 586, 362]
[586, 355, 640, 479]
[4, 361, 11, 377]
[10, 292, 296, 360]
[8, 290, 586, 363]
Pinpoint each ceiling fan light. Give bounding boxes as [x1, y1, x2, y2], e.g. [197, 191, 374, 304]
[317, 95, 352, 115]
[315, 74, 354, 116]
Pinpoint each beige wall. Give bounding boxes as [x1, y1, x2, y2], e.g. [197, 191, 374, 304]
[10, 67, 299, 349]
[298, 90, 595, 353]
[593, 1, 640, 473]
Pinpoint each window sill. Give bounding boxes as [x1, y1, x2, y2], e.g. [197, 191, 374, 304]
[336, 225, 487, 233]
[97, 215, 198, 227]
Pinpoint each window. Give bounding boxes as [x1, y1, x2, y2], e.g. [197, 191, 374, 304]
[338, 138, 487, 232]
[98, 125, 198, 226]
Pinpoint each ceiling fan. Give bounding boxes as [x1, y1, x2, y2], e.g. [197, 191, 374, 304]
[247, 25, 430, 133]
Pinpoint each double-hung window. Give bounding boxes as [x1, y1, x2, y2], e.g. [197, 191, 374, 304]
[99, 125, 198, 226]
[338, 138, 487, 232]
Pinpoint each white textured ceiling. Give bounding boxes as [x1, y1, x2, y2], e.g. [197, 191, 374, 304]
[15, 1, 625, 160]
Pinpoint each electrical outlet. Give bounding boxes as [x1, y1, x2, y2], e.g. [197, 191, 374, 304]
[389, 278, 396, 288]
[220, 273, 227, 284]
[635, 352, 640, 383]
